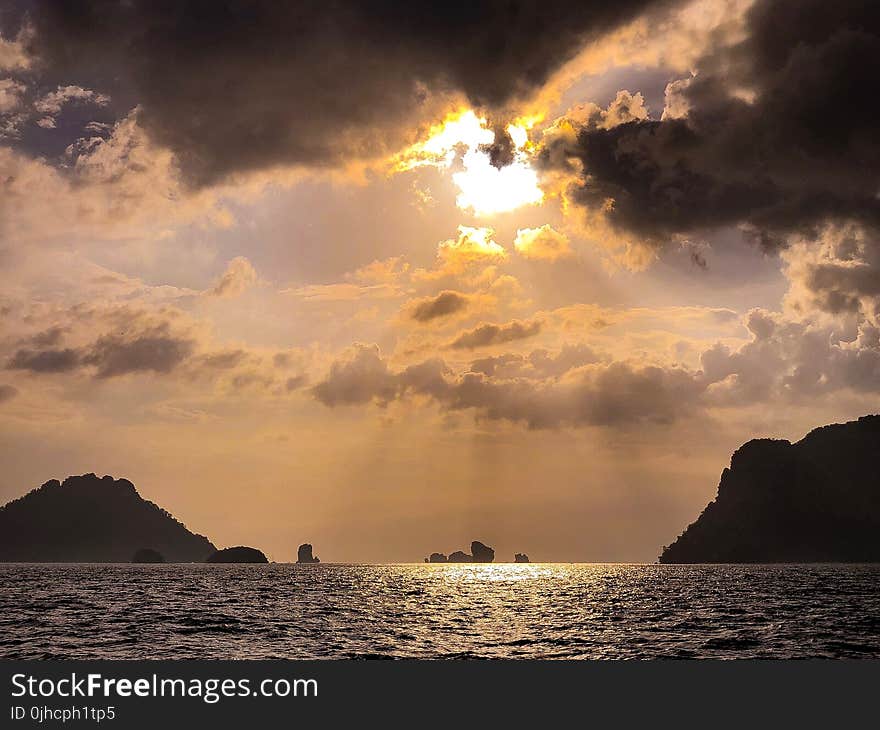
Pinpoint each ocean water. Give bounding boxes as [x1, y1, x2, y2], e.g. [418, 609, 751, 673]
[1, 563, 879, 659]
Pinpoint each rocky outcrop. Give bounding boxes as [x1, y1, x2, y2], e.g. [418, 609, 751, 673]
[296, 543, 320, 563]
[514, 553, 530, 563]
[206, 546, 268, 563]
[425, 540, 496, 563]
[0, 473, 215, 562]
[447, 551, 472, 563]
[471, 541, 494, 563]
[132, 548, 165, 563]
[660, 415, 880, 563]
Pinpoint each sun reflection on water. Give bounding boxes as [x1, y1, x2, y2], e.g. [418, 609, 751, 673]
[426, 562, 562, 583]
[5, 563, 874, 659]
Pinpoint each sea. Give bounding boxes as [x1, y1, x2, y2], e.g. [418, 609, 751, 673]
[1, 563, 879, 659]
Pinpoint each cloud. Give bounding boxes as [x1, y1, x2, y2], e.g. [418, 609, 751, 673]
[547, 90, 650, 132]
[0, 383, 17, 402]
[313, 342, 703, 428]
[345, 257, 409, 286]
[0, 78, 25, 113]
[22, 326, 67, 348]
[280, 257, 410, 304]
[700, 308, 880, 404]
[0, 262, 322, 399]
[311, 344, 398, 406]
[285, 282, 403, 303]
[0, 114, 232, 249]
[540, 0, 880, 258]
[409, 226, 510, 287]
[285, 374, 309, 391]
[513, 225, 573, 261]
[448, 319, 543, 350]
[83, 332, 195, 378]
[470, 344, 600, 378]
[25, 0, 666, 184]
[0, 30, 31, 72]
[407, 291, 471, 322]
[4, 306, 198, 379]
[7, 348, 80, 373]
[207, 257, 258, 298]
[312, 298, 880, 428]
[437, 226, 506, 266]
[456, 361, 699, 427]
[33, 85, 109, 116]
[599, 90, 650, 129]
[195, 350, 248, 370]
[527, 344, 603, 377]
[782, 223, 880, 326]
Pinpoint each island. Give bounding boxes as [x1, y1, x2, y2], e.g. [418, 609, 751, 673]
[424, 541, 495, 563]
[514, 553, 530, 563]
[0, 473, 215, 562]
[448, 550, 471, 563]
[132, 548, 165, 563]
[206, 546, 269, 563]
[296, 543, 320, 563]
[660, 415, 880, 563]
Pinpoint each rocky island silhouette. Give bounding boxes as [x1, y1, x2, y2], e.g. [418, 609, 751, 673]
[0, 473, 216, 562]
[425, 541, 496, 563]
[206, 546, 269, 563]
[132, 548, 165, 563]
[660, 415, 880, 563]
[296, 544, 320, 563]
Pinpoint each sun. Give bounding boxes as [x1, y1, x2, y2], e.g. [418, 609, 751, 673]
[396, 110, 544, 216]
[453, 141, 543, 216]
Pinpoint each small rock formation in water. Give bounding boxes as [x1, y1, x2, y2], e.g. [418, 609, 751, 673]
[447, 550, 472, 562]
[132, 548, 165, 563]
[0, 473, 216, 562]
[296, 543, 320, 563]
[514, 553, 530, 563]
[471, 541, 495, 563]
[660, 415, 880, 563]
[425, 540, 496, 563]
[206, 546, 268, 563]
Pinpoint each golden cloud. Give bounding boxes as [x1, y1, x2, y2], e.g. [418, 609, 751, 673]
[513, 225, 573, 261]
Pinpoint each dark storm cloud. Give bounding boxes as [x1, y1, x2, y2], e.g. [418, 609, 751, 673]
[25, 0, 668, 184]
[546, 0, 880, 249]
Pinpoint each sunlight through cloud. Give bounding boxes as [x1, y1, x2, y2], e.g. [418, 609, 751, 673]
[453, 147, 543, 216]
[395, 111, 544, 217]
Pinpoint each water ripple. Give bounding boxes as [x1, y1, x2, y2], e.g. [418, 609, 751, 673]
[1, 563, 878, 659]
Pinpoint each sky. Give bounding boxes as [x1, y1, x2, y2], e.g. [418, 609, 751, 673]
[0, 0, 878, 562]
